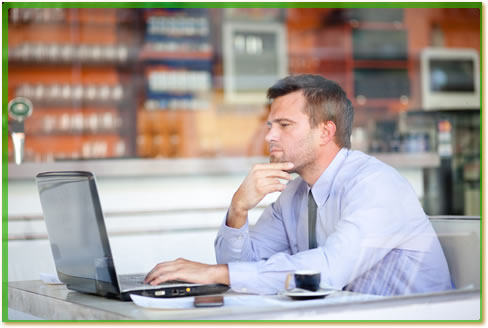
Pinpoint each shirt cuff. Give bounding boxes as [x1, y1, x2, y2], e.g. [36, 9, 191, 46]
[228, 261, 260, 293]
[222, 217, 249, 232]
[217, 212, 250, 247]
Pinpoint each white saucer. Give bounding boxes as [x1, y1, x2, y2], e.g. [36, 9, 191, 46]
[283, 288, 336, 300]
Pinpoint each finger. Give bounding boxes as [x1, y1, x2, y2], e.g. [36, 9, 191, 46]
[258, 181, 287, 195]
[149, 271, 180, 286]
[253, 162, 294, 171]
[145, 264, 166, 283]
[255, 169, 293, 181]
[145, 268, 164, 284]
[146, 267, 176, 284]
[258, 177, 287, 187]
[145, 261, 180, 283]
[145, 267, 160, 283]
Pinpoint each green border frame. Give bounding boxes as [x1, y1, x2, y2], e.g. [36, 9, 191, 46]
[1, 1, 8, 324]
[2, 1, 483, 323]
[0, 2, 484, 8]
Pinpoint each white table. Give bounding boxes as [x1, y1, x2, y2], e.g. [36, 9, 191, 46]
[7, 280, 480, 321]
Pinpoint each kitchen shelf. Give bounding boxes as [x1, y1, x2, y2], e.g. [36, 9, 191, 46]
[139, 50, 212, 61]
[7, 8, 141, 161]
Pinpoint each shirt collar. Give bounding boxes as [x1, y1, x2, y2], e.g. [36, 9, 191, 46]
[308, 147, 349, 208]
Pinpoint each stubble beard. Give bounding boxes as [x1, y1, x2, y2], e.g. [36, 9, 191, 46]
[269, 153, 280, 164]
[269, 152, 299, 174]
[270, 143, 316, 176]
[269, 150, 288, 164]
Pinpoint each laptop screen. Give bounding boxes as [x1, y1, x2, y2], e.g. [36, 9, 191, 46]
[36, 171, 119, 294]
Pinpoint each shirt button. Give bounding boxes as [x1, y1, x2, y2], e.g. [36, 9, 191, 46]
[237, 236, 243, 240]
[241, 288, 247, 292]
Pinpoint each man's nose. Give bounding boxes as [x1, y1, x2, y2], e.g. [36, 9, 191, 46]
[265, 125, 277, 143]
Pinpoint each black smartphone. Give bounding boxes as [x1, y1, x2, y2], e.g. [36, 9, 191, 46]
[193, 295, 224, 307]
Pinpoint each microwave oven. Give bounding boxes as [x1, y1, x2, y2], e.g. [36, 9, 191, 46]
[421, 47, 480, 110]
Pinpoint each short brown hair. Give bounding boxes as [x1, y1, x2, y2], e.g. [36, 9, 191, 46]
[267, 75, 354, 149]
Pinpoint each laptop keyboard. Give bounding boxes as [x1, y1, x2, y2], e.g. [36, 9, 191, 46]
[118, 273, 187, 291]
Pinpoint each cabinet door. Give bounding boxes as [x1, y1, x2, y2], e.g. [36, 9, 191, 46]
[352, 29, 408, 61]
[354, 68, 410, 99]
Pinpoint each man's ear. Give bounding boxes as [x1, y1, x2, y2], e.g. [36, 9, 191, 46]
[319, 121, 336, 145]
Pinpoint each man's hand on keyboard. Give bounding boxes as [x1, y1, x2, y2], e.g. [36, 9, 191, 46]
[144, 258, 230, 286]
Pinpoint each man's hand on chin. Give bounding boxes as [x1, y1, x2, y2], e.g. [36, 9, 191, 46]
[144, 258, 230, 286]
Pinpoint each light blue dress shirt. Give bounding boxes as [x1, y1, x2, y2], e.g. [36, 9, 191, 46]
[215, 148, 452, 296]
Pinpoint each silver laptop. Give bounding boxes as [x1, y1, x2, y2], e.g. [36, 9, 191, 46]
[36, 171, 229, 301]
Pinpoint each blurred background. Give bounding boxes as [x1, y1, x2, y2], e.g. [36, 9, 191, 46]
[7, 7, 480, 282]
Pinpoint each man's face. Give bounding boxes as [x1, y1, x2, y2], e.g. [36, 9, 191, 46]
[265, 91, 321, 173]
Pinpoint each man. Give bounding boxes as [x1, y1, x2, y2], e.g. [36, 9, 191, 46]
[145, 75, 452, 296]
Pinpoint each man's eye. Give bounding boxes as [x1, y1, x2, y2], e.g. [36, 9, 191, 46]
[280, 123, 290, 128]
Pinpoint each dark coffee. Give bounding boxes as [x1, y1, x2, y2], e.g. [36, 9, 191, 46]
[294, 271, 321, 291]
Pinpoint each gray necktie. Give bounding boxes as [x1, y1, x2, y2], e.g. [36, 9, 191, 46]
[308, 190, 318, 249]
